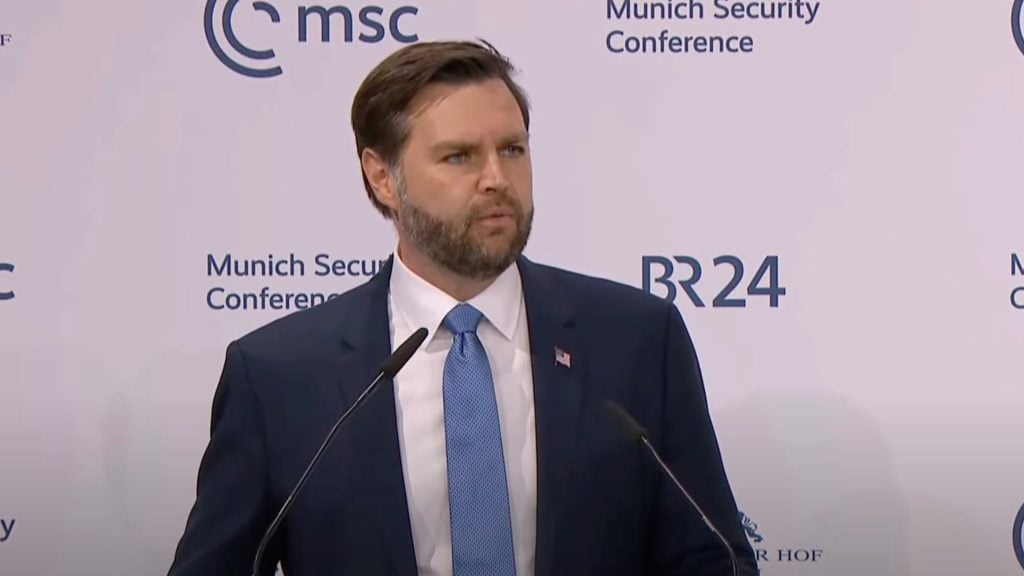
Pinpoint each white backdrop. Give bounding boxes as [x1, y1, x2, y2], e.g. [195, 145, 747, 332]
[2, 0, 1024, 574]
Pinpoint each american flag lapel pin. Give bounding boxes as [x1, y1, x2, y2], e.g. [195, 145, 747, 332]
[554, 346, 571, 368]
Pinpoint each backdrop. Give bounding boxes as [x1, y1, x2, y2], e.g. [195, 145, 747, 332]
[2, 0, 1024, 574]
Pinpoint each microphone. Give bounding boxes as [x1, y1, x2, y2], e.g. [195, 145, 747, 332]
[604, 400, 740, 576]
[251, 327, 429, 576]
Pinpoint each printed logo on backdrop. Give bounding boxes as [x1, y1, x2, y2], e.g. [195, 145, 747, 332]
[739, 511, 824, 566]
[204, 0, 418, 78]
[605, 0, 821, 56]
[642, 255, 786, 308]
[206, 253, 387, 312]
[1013, 0, 1024, 56]
[0, 33, 11, 47]
[740, 512, 764, 543]
[1012, 254, 1023, 310]
[0, 517, 15, 543]
[1014, 502, 1024, 570]
[0, 262, 14, 301]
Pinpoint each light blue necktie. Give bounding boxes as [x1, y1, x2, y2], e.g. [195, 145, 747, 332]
[442, 303, 517, 576]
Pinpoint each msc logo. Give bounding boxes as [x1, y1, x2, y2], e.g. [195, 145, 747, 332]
[0, 262, 13, 301]
[1015, 0, 1024, 56]
[1014, 502, 1024, 570]
[204, 0, 418, 78]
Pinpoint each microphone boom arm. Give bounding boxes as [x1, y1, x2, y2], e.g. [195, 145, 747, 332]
[251, 327, 428, 576]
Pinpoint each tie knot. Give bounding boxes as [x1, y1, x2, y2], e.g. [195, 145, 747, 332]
[442, 303, 484, 335]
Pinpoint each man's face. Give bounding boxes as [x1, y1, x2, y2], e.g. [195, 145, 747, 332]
[390, 78, 533, 280]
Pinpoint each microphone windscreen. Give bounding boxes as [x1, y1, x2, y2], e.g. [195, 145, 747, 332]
[381, 327, 428, 378]
[604, 400, 648, 443]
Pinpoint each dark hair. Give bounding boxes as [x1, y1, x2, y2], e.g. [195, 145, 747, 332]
[350, 39, 531, 219]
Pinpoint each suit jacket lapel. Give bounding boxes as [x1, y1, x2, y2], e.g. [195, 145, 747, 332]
[335, 255, 418, 576]
[518, 257, 586, 576]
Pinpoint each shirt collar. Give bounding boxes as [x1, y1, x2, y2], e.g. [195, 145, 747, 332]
[389, 250, 523, 342]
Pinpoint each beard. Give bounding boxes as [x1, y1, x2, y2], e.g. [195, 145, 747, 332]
[394, 180, 533, 280]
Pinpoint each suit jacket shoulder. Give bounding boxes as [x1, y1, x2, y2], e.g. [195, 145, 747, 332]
[521, 259, 680, 329]
[230, 270, 386, 361]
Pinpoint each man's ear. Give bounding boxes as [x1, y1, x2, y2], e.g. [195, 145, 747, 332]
[361, 148, 399, 215]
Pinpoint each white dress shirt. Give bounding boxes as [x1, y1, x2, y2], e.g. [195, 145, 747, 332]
[387, 251, 537, 576]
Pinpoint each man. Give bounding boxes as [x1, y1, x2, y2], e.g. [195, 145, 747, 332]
[168, 40, 758, 576]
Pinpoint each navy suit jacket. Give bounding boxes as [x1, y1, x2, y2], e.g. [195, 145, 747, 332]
[168, 256, 758, 575]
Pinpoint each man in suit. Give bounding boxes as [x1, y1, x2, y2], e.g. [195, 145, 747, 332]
[168, 40, 758, 576]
